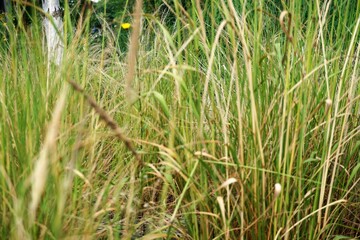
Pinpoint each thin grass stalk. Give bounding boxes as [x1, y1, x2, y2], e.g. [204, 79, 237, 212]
[316, 0, 333, 230]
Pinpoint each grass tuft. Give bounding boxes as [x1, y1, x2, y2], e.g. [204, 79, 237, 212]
[0, 0, 359, 239]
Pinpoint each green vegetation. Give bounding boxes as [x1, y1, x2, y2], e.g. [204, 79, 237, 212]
[0, 0, 359, 239]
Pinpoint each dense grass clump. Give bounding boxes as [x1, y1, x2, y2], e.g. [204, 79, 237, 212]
[0, 0, 359, 239]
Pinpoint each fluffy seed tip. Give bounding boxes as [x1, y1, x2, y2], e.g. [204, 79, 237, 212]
[274, 183, 282, 198]
[325, 99, 332, 107]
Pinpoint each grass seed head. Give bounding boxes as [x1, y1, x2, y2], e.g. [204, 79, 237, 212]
[274, 183, 282, 198]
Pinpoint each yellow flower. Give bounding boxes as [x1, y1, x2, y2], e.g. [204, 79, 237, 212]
[121, 23, 131, 29]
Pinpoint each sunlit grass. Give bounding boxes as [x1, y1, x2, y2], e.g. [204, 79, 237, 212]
[0, 0, 359, 239]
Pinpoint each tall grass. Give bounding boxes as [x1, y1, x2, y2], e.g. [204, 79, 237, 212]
[0, 0, 359, 239]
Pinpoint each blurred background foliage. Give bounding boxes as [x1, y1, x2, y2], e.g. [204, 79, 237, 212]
[1, 0, 357, 51]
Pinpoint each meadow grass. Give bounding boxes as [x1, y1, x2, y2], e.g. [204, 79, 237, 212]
[0, 0, 359, 239]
